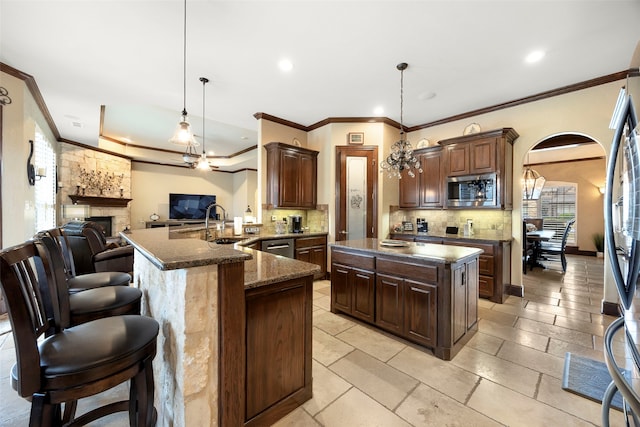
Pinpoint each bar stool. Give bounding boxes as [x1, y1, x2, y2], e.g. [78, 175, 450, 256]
[37, 233, 142, 326]
[0, 239, 158, 426]
[39, 228, 131, 292]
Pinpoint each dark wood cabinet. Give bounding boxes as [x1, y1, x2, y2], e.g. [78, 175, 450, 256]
[403, 279, 438, 347]
[399, 146, 443, 209]
[445, 239, 510, 303]
[375, 273, 403, 334]
[245, 275, 313, 426]
[389, 234, 511, 304]
[264, 142, 319, 209]
[331, 247, 478, 360]
[440, 128, 518, 210]
[330, 251, 375, 323]
[295, 235, 327, 280]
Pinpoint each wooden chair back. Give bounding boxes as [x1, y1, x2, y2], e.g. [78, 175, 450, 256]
[0, 240, 54, 397]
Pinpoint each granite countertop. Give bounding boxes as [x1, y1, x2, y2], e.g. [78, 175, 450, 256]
[121, 227, 321, 288]
[390, 230, 513, 243]
[331, 238, 483, 264]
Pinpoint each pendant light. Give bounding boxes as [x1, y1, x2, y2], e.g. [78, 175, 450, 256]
[522, 152, 545, 199]
[197, 77, 211, 170]
[169, 0, 199, 157]
[380, 63, 422, 179]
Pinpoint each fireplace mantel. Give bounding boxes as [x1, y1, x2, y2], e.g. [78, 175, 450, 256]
[68, 195, 132, 207]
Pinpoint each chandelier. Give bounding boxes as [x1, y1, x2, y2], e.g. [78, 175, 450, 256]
[380, 62, 422, 179]
[522, 153, 545, 199]
[169, 0, 199, 165]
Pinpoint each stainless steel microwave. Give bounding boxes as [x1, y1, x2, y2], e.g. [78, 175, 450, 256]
[446, 173, 496, 207]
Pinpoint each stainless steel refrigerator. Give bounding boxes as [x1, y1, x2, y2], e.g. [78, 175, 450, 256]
[603, 69, 640, 425]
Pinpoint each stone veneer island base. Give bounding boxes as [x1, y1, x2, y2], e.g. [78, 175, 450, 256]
[123, 227, 319, 426]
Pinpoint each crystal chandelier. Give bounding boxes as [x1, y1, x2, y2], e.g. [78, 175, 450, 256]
[380, 62, 422, 179]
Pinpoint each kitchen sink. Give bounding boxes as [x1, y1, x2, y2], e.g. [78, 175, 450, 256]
[213, 237, 242, 245]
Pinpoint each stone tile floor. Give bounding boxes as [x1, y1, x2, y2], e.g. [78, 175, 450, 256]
[0, 255, 632, 426]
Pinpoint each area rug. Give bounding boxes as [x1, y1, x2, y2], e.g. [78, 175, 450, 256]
[562, 352, 629, 411]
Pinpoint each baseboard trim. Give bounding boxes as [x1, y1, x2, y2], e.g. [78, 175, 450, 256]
[506, 284, 524, 298]
[601, 300, 621, 317]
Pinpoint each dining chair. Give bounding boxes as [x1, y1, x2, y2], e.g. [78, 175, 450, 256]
[539, 218, 576, 272]
[0, 239, 158, 426]
[522, 221, 534, 274]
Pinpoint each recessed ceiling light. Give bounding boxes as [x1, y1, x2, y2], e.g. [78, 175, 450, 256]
[278, 59, 293, 72]
[373, 106, 384, 116]
[525, 50, 545, 64]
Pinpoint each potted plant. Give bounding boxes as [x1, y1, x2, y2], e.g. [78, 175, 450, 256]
[593, 232, 604, 258]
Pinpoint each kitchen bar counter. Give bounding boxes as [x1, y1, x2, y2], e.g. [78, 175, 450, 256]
[121, 227, 320, 288]
[120, 226, 318, 426]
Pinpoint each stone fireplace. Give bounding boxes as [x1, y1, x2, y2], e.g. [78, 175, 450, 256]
[59, 143, 132, 235]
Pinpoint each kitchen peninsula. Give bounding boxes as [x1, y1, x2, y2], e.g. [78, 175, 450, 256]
[330, 238, 482, 360]
[121, 226, 320, 427]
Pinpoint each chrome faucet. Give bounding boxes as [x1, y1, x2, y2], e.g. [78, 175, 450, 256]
[205, 203, 226, 240]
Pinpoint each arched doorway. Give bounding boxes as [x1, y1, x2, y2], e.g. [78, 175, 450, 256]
[521, 132, 606, 302]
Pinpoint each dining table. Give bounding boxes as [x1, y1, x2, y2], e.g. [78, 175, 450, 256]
[526, 229, 556, 269]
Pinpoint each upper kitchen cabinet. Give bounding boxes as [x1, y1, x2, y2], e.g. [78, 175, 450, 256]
[399, 146, 444, 209]
[440, 128, 518, 210]
[264, 142, 319, 209]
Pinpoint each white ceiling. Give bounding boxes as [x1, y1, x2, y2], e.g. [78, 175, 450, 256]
[1, 1, 639, 171]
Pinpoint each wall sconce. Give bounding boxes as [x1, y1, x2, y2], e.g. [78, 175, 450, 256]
[599, 185, 605, 195]
[27, 139, 46, 185]
[62, 204, 90, 221]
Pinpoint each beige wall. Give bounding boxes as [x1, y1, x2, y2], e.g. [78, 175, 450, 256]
[529, 158, 606, 252]
[1, 71, 58, 247]
[130, 162, 234, 228]
[257, 79, 623, 304]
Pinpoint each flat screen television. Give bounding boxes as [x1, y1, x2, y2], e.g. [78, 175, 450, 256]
[169, 193, 216, 220]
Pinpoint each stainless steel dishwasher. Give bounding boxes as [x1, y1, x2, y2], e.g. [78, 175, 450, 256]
[261, 238, 295, 258]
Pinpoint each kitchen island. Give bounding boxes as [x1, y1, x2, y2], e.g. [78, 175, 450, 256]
[330, 238, 482, 360]
[121, 227, 319, 427]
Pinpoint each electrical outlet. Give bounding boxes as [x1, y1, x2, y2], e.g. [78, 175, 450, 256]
[271, 215, 277, 222]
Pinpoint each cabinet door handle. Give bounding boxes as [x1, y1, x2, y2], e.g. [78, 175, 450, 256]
[340, 230, 349, 234]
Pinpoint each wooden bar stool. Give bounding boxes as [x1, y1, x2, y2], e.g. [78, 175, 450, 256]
[40, 228, 131, 292]
[0, 239, 158, 426]
[36, 234, 142, 326]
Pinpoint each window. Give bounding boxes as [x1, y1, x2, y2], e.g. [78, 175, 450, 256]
[34, 127, 56, 233]
[523, 181, 576, 245]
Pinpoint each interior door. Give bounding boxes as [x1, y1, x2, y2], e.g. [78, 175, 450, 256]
[335, 146, 377, 241]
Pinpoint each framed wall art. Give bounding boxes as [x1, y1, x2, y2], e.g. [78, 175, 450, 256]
[347, 132, 364, 145]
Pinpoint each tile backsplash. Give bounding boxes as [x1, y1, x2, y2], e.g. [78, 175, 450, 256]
[261, 204, 329, 234]
[389, 206, 512, 234]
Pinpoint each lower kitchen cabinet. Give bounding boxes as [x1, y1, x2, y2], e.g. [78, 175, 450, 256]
[376, 273, 438, 348]
[390, 233, 511, 303]
[330, 251, 375, 323]
[331, 247, 478, 360]
[295, 235, 327, 279]
[245, 275, 313, 426]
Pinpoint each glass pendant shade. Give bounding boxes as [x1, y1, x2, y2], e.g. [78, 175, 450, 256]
[169, 114, 198, 146]
[196, 153, 209, 170]
[522, 166, 545, 199]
